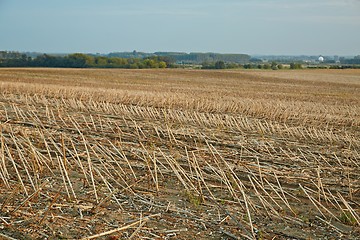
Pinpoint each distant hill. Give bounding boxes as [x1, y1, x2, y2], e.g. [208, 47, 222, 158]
[106, 51, 154, 59]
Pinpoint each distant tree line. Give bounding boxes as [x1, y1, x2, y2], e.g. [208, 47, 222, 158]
[242, 62, 286, 70]
[202, 61, 242, 69]
[340, 55, 360, 64]
[108, 51, 251, 64]
[202, 61, 302, 70]
[0, 52, 167, 69]
[0, 51, 27, 59]
[0, 51, 250, 69]
[107, 50, 154, 59]
[2, 50, 359, 70]
[329, 65, 360, 69]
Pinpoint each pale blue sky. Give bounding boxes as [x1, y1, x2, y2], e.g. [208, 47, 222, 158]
[0, 0, 359, 55]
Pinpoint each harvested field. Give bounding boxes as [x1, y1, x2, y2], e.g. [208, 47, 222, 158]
[0, 68, 359, 239]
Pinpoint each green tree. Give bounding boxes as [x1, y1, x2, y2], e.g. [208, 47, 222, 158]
[290, 63, 302, 69]
[263, 64, 270, 69]
[271, 61, 278, 70]
[67, 53, 95, 67]
[158, 61, 167, 68]
[95, 57, 108, 67]
[214, 61, 225, 69]
[243, 64, 252, 69]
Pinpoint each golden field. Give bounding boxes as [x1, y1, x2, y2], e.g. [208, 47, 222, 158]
[0, 68, 359, 239]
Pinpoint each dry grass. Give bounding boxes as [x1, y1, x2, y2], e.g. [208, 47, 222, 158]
[0, 68, 359, 239]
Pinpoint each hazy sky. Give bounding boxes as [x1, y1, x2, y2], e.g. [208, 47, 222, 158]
[1, 0, 360, 55]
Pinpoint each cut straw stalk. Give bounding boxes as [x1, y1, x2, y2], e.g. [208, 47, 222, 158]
[0, 233, 18, 240]
[80, 213, 161, 240]
[10, 134, 36, 192]
[239, 187, 256, 239]
[12, 180, 48, 213]
[5, 143, 28, 195]
[337, 192, 360, 226]
[0, 132, 10, 188]
[39, 189, 61, 224]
